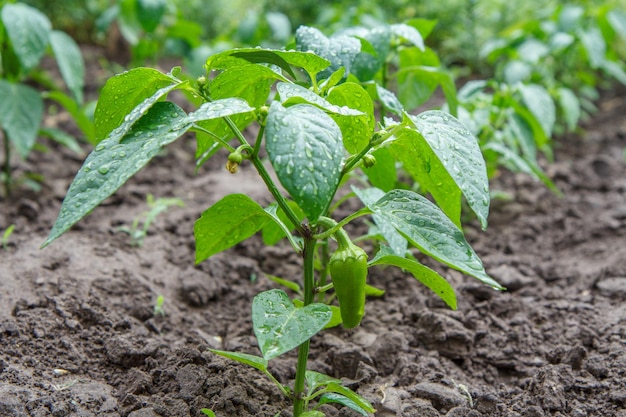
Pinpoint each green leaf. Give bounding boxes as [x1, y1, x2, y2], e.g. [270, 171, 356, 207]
[517, 84, 555, 140]
[374, 84, 404, 116]
[187, 98, 255, 123]
[277, 82, 363, 116]
[195, 194, 271, 263]
[252, 289, 331, 360]
[370, 246, 456, 309]
[136, 0, 166, 33]
[370, 190, 503, 289]
[608, 10, 626, 41]
[39, 127, 83, 154]
[200, 409, 217, 417]
[319, 393, 370, 416]
[365, 284, 385, 297]
[305, 370, 341, 393]
[206, 48, 330, 80]
[295, 26, 360, 79]
[344, 26, 391, 81]
[209, 349, 268, 373]
[265, 102, 344, 222]
[44, 91, 96, 144]
[578, 27, 606, 69]
[390, 23, 425, 50]
[0, 80, 43, 158]
[94, 68, 177, 141]
[42, 102, 191, 248]
[266, 274, 302, 294]
[327, 82, 374, 154]
[49, 31, 85, 104]
[406, 111, 490, 229]
[352, 186, 407, 257]
[300, 412, 324, 417]
[1, 3, 51, 73]
[325, 382, 376, 414]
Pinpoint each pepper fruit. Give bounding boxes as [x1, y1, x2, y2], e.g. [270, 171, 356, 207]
[329, 228, 368, 328]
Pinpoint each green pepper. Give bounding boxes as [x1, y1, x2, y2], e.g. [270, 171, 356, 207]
[329, 228, 368, 329]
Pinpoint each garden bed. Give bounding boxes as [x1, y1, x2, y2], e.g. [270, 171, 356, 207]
[1, 72, 626, 416]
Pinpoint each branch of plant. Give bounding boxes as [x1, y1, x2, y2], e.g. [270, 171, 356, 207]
[313, 210, 372, 241]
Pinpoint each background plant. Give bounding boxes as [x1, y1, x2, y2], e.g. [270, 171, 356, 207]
[42, 22, 502, 416]
[0, 1, 90, 196]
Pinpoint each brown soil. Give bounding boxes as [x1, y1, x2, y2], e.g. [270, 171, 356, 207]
[1, 50, 626, 417]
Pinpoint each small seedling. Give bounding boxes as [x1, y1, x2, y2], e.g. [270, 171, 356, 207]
[43, 23, 502, 416]
[116, 194, 184, 246]
[2, 224, 15, 250]
[153, 295, 165, 316]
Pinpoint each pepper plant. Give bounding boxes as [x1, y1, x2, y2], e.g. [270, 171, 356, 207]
[42, 24, 502, 416]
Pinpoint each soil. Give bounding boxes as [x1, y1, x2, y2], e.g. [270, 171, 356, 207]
[1, 49, 626, 417]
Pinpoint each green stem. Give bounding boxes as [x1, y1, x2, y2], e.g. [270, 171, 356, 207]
[2, 130, 10, 198]
[313, 210, 372, 241]
[293, 234, 316, 416]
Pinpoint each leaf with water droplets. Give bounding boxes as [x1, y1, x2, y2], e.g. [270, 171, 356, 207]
[369, 245, 456, 309]
[326, 82, 374, 154]
[265, 102, 344, 222]
[517, 83, 555, 140]
[401, 110, 490, 229]
[295, 26, 360, 80]
[1, 3, 51, 73]
[0, 80, 43, 158]
[371, 189, 503, 289]
[194, 194, 272, 263]
[390, 23, 425, 50]
[252, 289, 331, 360]
[94, 68, 178, 141]
[42, 102, 191, 248]
[342, 26, 391, 81]
[277, 83, 363, 117]
[186, 98, 254, 123]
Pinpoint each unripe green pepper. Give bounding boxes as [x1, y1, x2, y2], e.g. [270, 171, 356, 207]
[329, 228, 368, 329]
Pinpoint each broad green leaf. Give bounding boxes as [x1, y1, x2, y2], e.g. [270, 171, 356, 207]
[362, 147, 397, 192]
[94, 68, 177, 141]
[407, 111, 490, 229]
[327, 82, 374, 153]
[206, 48, 330, 80]
[0, 80, 42, 158]
[209, 349, 268, 373]
[407, 18, 437, 39]
[252, 289, 331, 360]
[374, 84, 403, 116]
[49, 31, 85, 104]
[295, 26, 360, 79]
[320, 393, 369, 416]
[371, 190, 503, 289]
[578, 27, 606, 69]
[325, 382, 376, 414]
[390, 23, 425, 50]
[44, 91, 96, 144]
[187, 98, 254, 123]
[136, 0, 166, 33]
[352, 186, 407, 257]
[1, 3, 51, 73]
[42, 102, 191, 248]
[277, 82, 363, 116]
[195, 194, 271, 263]
[370, 246, 456, 309]
[265, 102, 344, 222]
[518, 84, 556, 138]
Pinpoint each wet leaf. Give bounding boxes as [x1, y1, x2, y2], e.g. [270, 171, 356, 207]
[370, 245, 456, 309]
[327, 82, 374, 154]
[319, 393, 369, 416]
[265, 102, 344, 222]
[518, 83, 556, 139]
[277, 82, 363, 116]
[0, 80, 43, 158]
[1, 3, 51, 73]
[403, 110, 490, 229]
[42, 102, 191, 248]
[390, 23, 425, 50]
[371, 189, 503, 289]
[295, 26, 360, 80]
[94, 68, 177, 141]
[252, 289, 331, 360]
[195, 194, 271, 263]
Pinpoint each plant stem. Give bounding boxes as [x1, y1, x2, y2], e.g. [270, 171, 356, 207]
[293, 234, 316, 416]
[2, 130, 10, 198]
